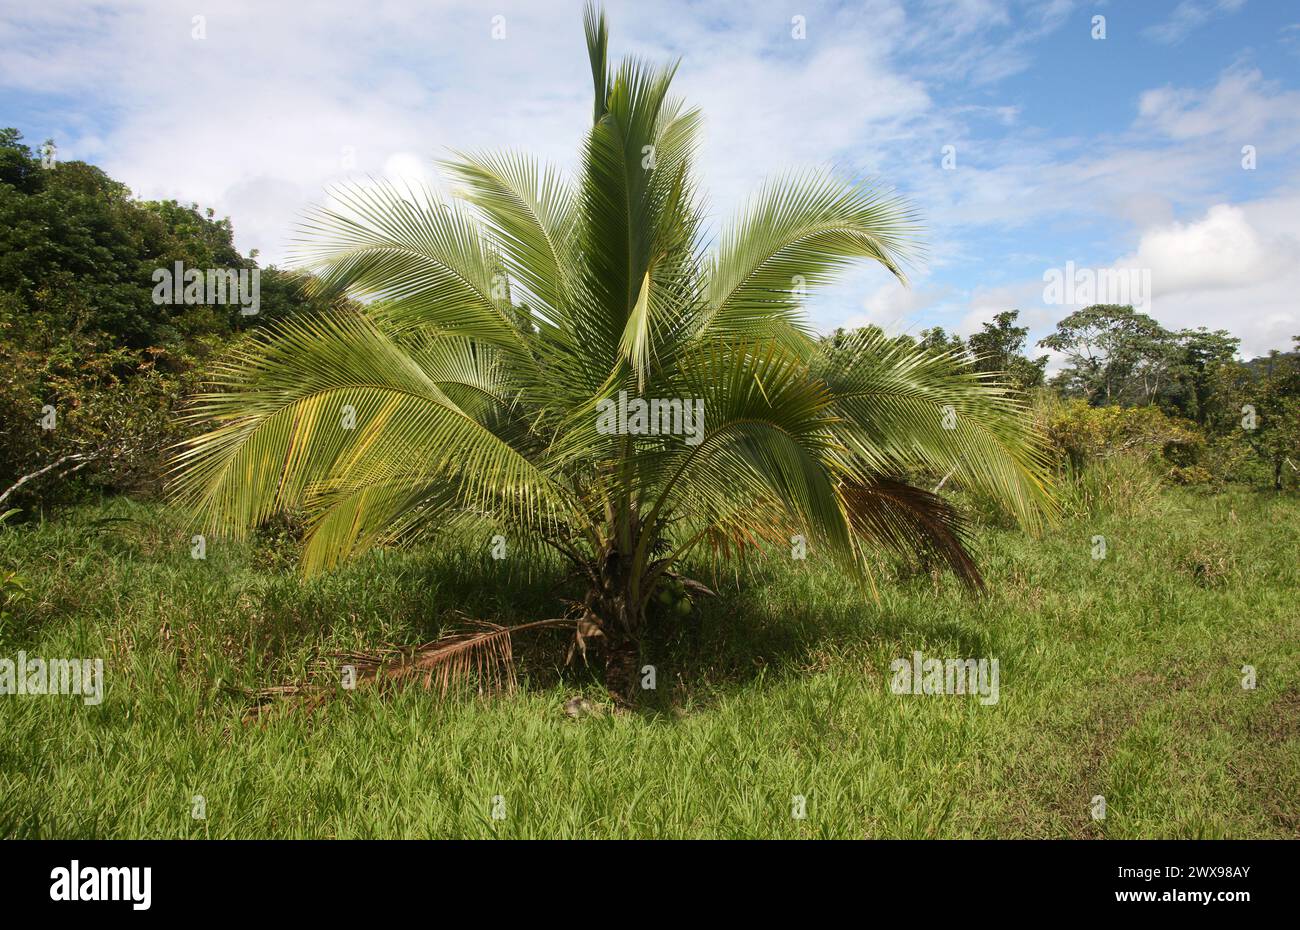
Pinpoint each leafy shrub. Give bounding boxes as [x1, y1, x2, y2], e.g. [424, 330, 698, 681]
[1035, 397, 1202, 517]
[1041, 398, 1202, 474]
[0, 327, 218, 508]
[0, 130, 353, 513]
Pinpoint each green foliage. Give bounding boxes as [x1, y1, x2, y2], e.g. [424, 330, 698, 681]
[0, 323, 223, 505]
[1163, 327, 1240, 425]
[1055, 454, 1165, 520]
[1040, 304, 1174, 406]
[967, 310, 1047, 394]
[826, 310, 1045, 399]
[0, 147, 223, 348]
[916, 325, 967, 356]
[1204, 341, 1300, 490]
[1033, 309, 1300, 493]
[0, 129, 347, 509]
[1036, 397, 1206, 517]
[0, 508, 25, 637]
[1041, 397, 1202, 473]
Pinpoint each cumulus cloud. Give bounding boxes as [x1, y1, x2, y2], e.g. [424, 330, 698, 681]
[945, 199, 1300, 360]
[1119, 203, 1299, 297]
[1119, 200, 1300, 355]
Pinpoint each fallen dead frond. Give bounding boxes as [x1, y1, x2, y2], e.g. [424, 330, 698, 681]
[240, 616, 578, 722]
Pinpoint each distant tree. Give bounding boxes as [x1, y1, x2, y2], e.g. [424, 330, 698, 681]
[968, 310, 1047, 394]
[822, 325, 917, 366]
[1207, 340, 1300, 490]
[917, 325, 967, 356]
[0, 128, 40, 193]
[0, 141, 248, 347]
[1163, 327, 1240, 425]
[827, 313, 1046, 398]
[1039, 304, 1173, 405]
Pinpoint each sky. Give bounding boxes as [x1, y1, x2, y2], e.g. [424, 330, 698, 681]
[2, 0, 1298, 360]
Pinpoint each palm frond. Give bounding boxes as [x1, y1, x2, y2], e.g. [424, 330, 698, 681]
[584, 1, 609, 123]
[291, 179, 532, 357]
[244, 618, 579, 720]
[814, 328, 1056, 531]
[442, 149, 579, 327]
[167, 312, 572, 550]
[701, 169, 922, 350]
[840, 477, 983, 590]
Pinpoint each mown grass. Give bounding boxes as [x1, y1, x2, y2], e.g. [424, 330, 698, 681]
[0, 488, 1296, 838]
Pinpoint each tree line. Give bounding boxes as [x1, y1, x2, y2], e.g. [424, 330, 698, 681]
[828, 306, 1300, 491]
[0, 129, 346, 505]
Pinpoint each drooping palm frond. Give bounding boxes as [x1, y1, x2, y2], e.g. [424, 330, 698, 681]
[699, 169, 923, 352]
[167, 311, 575, 550]
[243, 617, 579, 720]
[812, 327, 1056, 531]
[839, 477, 984, 590]
[638, 340, 849, 554]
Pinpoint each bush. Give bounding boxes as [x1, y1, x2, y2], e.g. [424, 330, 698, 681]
[1041, 398, 1203, 475]
[0, 329, 218, 509]
[1035, 397, 1204, 517]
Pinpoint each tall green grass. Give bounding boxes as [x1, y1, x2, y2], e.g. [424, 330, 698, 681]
[0, 488, 1296, 838]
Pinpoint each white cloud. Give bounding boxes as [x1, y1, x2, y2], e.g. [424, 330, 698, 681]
[1143, 0, 1248, 46]
[942, 198, 1300, 360]
[960, 280, 1054, 334]
[1119, 199, 1300, 355]
[1138, 67, 1300, 142]
[834, 275, 957, 336]
[1119, 203, 1299, 297]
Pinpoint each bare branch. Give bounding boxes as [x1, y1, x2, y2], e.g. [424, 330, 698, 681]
[0, 453, 95, 508]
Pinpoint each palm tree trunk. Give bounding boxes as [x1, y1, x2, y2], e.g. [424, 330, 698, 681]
[589, 552, 644, 701]
[602, 633, 640, 702]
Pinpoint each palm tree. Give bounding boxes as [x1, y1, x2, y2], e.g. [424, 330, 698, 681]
[169, 4, 1054, 699]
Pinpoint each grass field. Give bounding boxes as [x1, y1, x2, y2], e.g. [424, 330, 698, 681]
[1, 488, 1297, 838]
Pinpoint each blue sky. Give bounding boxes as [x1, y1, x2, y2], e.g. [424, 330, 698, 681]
[2, 0, 1298, 359]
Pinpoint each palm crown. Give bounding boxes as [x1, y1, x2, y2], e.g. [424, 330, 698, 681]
[169, 5, 1054, 696]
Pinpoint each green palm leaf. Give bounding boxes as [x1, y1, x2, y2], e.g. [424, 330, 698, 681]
[170, 2, 1055, 702]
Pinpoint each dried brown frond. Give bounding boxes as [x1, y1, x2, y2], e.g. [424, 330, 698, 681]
[840, 476, 985, 591]
[240, 616, 578, 722]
